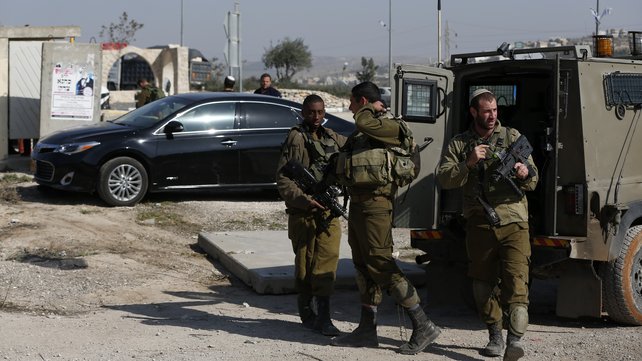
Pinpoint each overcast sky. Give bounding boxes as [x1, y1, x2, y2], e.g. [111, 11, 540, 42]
[3, 0, 642, 64]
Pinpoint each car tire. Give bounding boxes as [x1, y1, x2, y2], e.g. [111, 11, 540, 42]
[600, 225, 642, 325]
[97, 157, 148, 207]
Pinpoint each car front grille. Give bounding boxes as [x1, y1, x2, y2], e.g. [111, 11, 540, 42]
[35, 161, 55, 181]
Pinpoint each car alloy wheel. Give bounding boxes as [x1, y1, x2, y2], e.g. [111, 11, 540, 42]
[97, 157, 149, 206]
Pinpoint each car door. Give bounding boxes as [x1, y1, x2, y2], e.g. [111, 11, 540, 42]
[391, 65, 453, 229]
[237, 101, 302, 185]
[151, 101, 240, 189]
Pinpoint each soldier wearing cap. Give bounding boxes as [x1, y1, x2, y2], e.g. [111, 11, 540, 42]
[436, 88, 538, 361]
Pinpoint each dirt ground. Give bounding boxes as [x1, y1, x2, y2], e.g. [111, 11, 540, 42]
[1, 164, 641, 361]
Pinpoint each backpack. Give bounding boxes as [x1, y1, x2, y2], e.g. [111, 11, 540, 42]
[333, 117, 420, 188]
[149, 86, 165, 102]
[388, 118, 421, 187]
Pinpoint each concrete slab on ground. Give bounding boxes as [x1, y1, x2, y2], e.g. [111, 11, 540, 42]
[198, 230, 426, 294]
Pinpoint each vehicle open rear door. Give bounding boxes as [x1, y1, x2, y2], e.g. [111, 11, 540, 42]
[391, 64, 453, 229]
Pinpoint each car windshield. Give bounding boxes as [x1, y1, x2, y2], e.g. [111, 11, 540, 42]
[112, 97, 193, 128]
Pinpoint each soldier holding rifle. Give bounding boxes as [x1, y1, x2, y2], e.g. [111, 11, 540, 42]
[436, 88, 538, 361]
[276, 94, 346, 336]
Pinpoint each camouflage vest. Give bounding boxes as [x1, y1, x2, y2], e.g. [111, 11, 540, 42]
[334, 117, 419, 187]
[463, 126, 523, 204]
[293, 125, 341, 182]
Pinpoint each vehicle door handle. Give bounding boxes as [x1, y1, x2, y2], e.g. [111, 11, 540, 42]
[221, 139, 237, 147]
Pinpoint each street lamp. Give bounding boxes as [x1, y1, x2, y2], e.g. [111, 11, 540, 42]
[378, 0, 392, 87]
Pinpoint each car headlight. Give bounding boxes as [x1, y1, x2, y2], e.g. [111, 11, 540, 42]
[55, 141, 101, 155]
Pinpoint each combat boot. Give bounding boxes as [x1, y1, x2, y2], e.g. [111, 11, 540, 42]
[330, 306, 378, 347]
[313, 296, 340, 336]
[297, 294, 316, 329]
[503, 332, 525, 361]
[482, 322, 505, 357]
[398, 306, 441, 355]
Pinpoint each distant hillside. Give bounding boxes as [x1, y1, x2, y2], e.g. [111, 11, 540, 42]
[242, 28, 637, 82]
[242, 55, 431, 81]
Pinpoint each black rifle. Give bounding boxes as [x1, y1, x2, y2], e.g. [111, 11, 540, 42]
[488, 134, 535, 198]
[281, 159, 348, 231]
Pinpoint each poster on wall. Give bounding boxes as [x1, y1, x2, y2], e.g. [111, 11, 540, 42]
[50, 61, 95, 120]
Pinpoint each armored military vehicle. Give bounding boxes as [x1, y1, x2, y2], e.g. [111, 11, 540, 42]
[391, 34, 642, 325]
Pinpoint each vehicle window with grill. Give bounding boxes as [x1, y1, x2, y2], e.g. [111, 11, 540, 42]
[243, 103, 301, 129]
[176, 102, 236, 132]
[470, 85, 516, 105]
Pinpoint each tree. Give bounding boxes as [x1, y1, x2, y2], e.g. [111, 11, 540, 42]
[99, 12, 144, 44]
[356, 57, 379, 82]
[203, 57, 228, 91]
[262, 37, 312, 82]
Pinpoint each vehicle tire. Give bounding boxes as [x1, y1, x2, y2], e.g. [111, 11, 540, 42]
[97, 157, 148, 207]
[600, 225, 642, 325]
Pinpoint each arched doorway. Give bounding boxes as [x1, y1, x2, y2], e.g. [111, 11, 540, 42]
[107, 52, 156, 91]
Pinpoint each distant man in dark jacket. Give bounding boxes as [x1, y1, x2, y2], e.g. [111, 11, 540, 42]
[254, 73, 282, 97]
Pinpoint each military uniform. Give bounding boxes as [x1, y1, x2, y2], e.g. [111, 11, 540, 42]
[276, 123, 346, 333]
[331, 102, 440, 354]
[136, 86, 164, 108]
[436, 121, 538, 345]
[344, 103, 421, 308]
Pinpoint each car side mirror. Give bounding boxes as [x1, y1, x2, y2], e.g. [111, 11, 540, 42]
[164, 120, 184, 134]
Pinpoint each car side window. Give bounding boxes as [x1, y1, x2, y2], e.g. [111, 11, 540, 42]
[176, 102, 236, 132]
[243, 103, 301, 129]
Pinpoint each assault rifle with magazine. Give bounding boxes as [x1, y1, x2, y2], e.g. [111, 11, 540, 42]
[488, 134, 536, 197]
[281, 159, 348, 230]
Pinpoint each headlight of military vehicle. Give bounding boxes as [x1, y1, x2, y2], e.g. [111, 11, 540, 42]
[55, 141, 101, 155]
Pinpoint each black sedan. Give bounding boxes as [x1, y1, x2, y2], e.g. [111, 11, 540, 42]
[32, 92, 355, 206]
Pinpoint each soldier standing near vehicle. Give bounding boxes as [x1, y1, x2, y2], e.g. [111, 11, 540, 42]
[436, 89, 538, 361]
[330, 81, 440, 355]
[136, 78, 165, 108]
[276, 94, 346, 336]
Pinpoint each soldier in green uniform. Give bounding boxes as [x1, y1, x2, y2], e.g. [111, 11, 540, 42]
[330, 82, 440, 355]
[136, 78, 165, 108]
[276, 94, 346, 336]
[436, 89, 538, 361]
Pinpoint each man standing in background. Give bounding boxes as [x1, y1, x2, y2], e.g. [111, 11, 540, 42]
[254, 73, 282, 97]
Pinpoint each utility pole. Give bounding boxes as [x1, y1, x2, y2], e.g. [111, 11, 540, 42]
[388, 0, 392, 87]
[437, 0, 442, 66]
[444, 21, 456, 64]
[224, 1, 242, 91]
[379, 1, 393, 87]
[180, 0, 184, 46]
[595, 0, 600, 36]
[236, 1, 242, 91]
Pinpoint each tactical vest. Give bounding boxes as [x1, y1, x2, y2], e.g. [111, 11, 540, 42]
[334, 117, 419, 188]
[465, 126, 523, 205]
[334, 132, 392, 187]
[292, 125, 341, 182]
